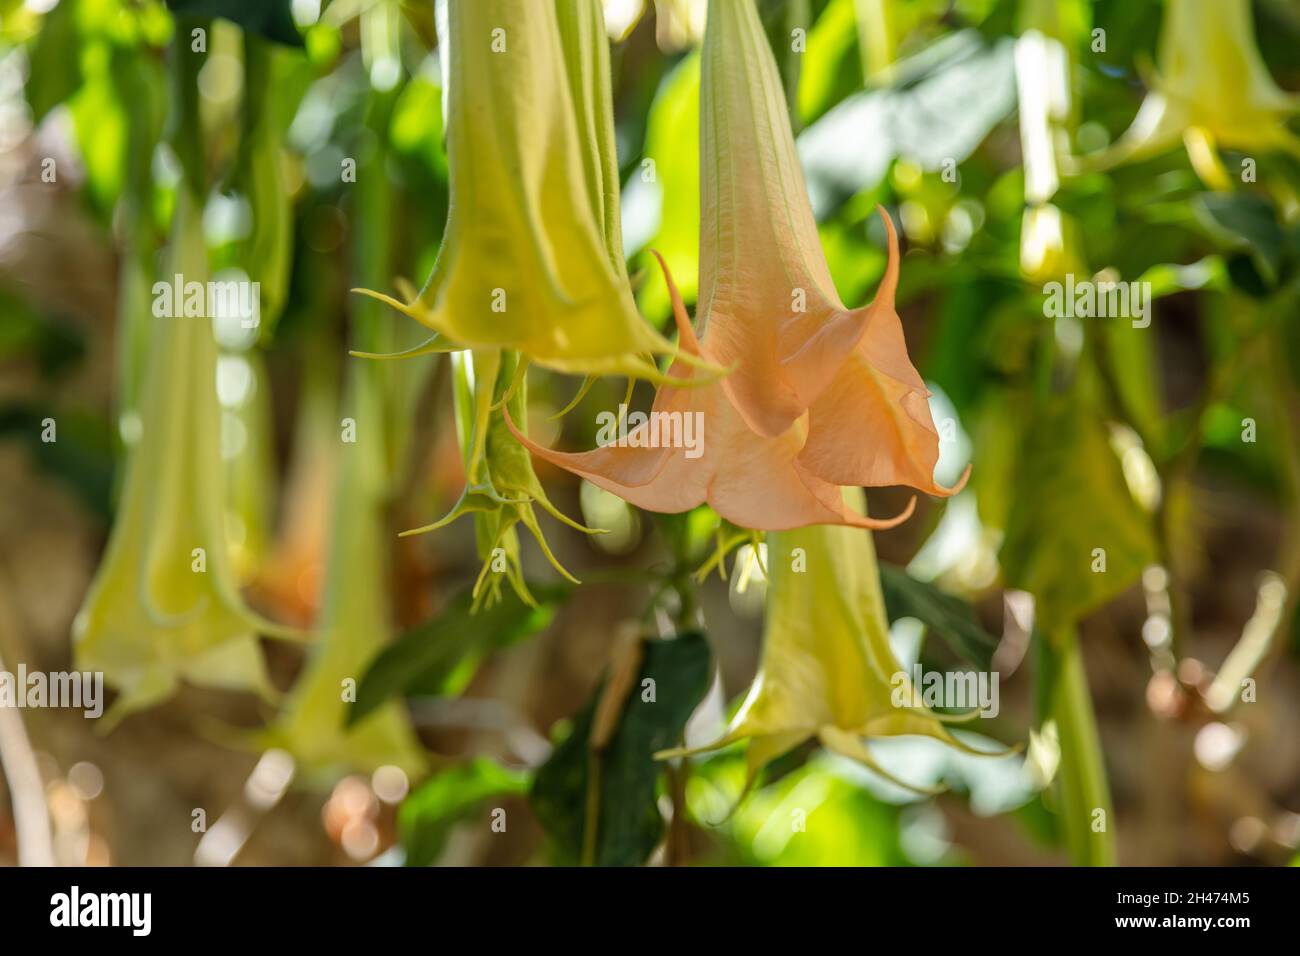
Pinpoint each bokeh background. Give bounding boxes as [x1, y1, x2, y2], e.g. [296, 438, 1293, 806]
[1, 0, 1299, 866]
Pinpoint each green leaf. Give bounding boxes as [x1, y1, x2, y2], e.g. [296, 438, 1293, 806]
[999, 379, 1157, 632]
[626, 52, 700, 324]
[348, 585, 564, 727]
[0, 402, 112, 521]
[531, 632, 712, 867]
[799, 31, 1016, 218]
[1192, 193, 1286, 288]
[26, 0, 82, 121]
[796, 0, 863, 124]
[397, 759, 529, 867]
[166, 0, 303, 46]
[878, 563, 998, 670]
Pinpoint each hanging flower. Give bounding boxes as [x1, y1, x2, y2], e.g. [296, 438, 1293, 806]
[73, 193, 287, 726]
[506, 0, 964, 529]
[1072, 0, 1300, 188]
[657, 0, 966, 495]
[356, 0, 702, 382]
[506, 256, 917, 531]
[659, 489, 997, 794]
[260, 368, 426, 777]
[681, 0, 895, 437]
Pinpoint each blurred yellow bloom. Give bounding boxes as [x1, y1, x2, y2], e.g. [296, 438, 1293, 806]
[261, 368, 426, 778]
[357, 0, 685, 381]
[74, 194, 281, 725]
[1077, 0, 1300, 187]
[661, 489, 994, 794]
[602, 0, 706, 50]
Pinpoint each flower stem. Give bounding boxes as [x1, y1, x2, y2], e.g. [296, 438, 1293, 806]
[1038, 626, 1116, 866]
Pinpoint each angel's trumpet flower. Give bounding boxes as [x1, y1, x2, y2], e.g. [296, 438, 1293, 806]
[356, 0, 691, 382]
[73, 193, 283, 725]
[261, 370, 426, 777]
[660, 489, 997, 794]
[1074, 0, 1300, 186]
[426, 350, 600, 609]
[688, 0, 964, 496]
[506, 256, 917, 532]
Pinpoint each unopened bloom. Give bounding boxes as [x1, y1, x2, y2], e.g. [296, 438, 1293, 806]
[428, 349, 599, 608]
[660, 489, 996, 793]
[74, 194, 283, 725]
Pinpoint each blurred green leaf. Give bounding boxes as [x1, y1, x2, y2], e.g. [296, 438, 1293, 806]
[797, 0, 862, 124]
[1000, 378, 1157, 631]
[0, 402, 112, 521]
[398, 759, 529, 867]
[1192, 192, 1286, 288]
[348, 586, 564, 727]
[727, 757, 908, 865]
[166, 0, 303, 46]
[626, 52, 700, 323]
[26, 0, 82, 121]
[799, 31, 1015, 218]
[878, 562, 997, 670]
[531, 632, 711, 866]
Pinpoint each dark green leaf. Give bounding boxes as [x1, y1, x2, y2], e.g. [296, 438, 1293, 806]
[26, 0, 82, 121]
[348, 585, 565, 726]
[878, 562, 998, 670]
[0, 403, 112, 521]
[531, 632, 712, 867]
[166, 0, 304, 46]
[398, 759, 528, 867]
[1192, 193, 1285, 287]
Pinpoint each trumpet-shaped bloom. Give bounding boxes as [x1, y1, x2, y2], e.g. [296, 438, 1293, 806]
[693, 0, 850, 438]
[356, 0, 683, 381]
[506, 257, 917, 532]
[660, 489, 996, 792]
[684, 0, 963, 495]
[73, 193, 280, 725]
[261, 369, 426, 777]
[1076, 0, 1300, 184]
[509, 220, 964, 526]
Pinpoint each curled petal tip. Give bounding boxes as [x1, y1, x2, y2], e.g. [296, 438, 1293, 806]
[849, 493, 916, 531]
[933, 463, 972, 498]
